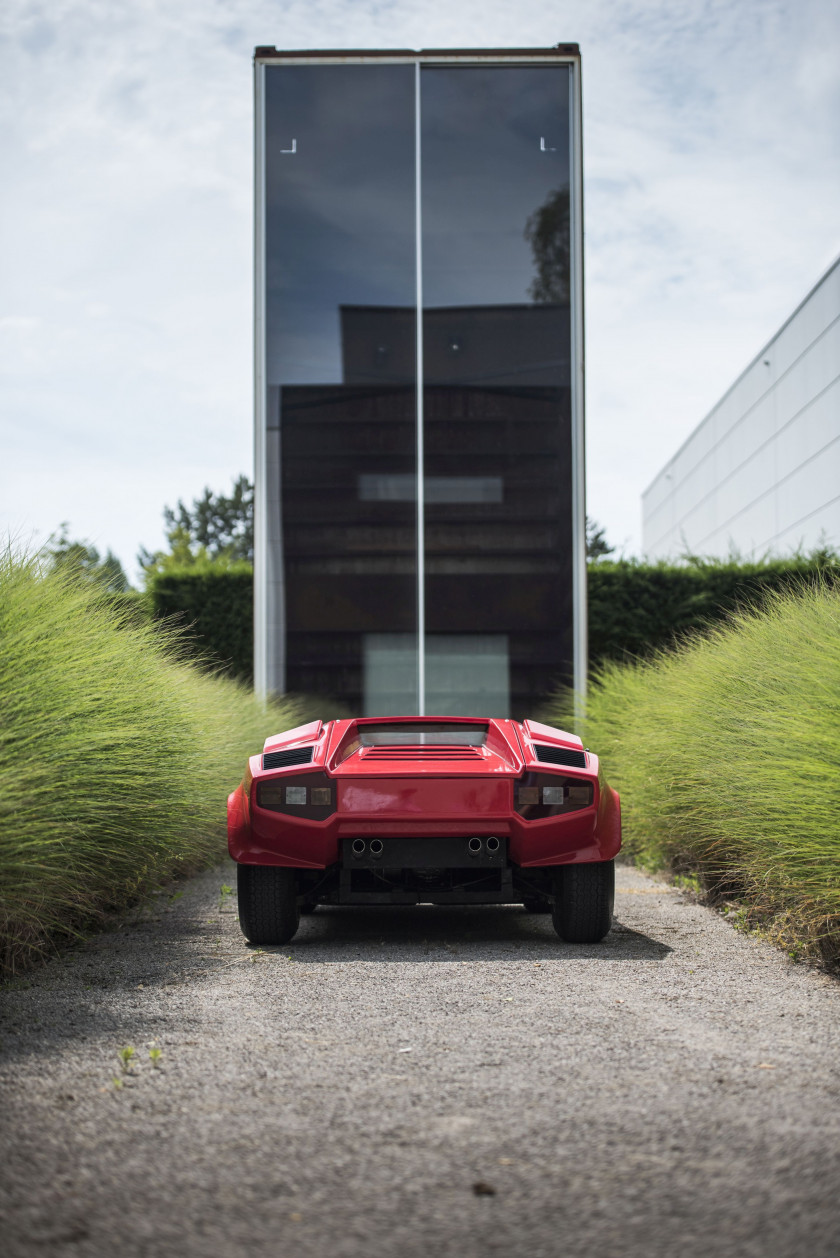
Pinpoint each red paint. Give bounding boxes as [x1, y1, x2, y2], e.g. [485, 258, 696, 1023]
[263, 718, 324, 752]
[227, 716, 621, 870]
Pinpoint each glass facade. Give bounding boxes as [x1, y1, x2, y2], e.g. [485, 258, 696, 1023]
[264, 64, 418, 713]
[420, 65, 573, 717]
[257, 52, 582, 719]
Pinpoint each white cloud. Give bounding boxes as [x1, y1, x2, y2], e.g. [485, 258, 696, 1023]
[0, 0, 838, 575]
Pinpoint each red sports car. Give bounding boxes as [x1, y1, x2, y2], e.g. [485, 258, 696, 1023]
[228, 715, 621, 945]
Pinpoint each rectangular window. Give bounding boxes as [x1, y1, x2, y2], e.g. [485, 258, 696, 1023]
[364, 633, 509, 718]
[256, 52, 583, 720]
[420, 65, 574, 719]
[264, 64, 418, 713]
[363, 633, 418, 716]
[425, 635, 510, 718]
[358, 474, 503, 504]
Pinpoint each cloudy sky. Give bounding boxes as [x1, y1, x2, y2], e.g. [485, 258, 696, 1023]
[1, 0, 838, 579]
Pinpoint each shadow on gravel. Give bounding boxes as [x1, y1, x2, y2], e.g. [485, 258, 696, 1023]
[0, 908, 670, 1068]
[270, 906, 673, 963]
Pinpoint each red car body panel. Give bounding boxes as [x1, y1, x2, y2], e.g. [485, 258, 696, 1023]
[228, 715, 620, 870]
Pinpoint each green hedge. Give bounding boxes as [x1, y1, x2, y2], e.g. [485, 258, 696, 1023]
[148, 568, 253, 681]
[588, 553, 839, 668]
[147, 555, 840, 684]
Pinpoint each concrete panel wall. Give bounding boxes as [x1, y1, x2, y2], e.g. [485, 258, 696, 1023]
[643, 257, 840, 559]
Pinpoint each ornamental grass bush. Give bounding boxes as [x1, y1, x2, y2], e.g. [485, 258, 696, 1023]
[544, 580, 840, 967]
[0, 547, 300, 974]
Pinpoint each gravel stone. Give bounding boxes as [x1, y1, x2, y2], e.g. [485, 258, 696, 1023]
[1, 861, 839, 1257]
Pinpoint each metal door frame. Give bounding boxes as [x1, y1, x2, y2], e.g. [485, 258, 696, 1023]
[254, 48, 586, 707]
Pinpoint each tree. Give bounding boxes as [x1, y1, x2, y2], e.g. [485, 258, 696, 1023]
[45, 525, 130, 591]
[139, 476, 254, 577]
[586, 517, 615, 562]
[524, 187, 570, 304]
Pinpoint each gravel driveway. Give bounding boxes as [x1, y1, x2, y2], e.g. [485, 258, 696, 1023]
[1, 861, 839, 1258]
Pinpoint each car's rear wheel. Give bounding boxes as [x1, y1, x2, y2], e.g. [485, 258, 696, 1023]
[552, 860, 614, 943]
[237, 864, 300, 944]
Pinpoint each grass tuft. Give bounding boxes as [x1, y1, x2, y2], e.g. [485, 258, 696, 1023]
[543, 579, 840, 968]
[0, 546, 301, 974]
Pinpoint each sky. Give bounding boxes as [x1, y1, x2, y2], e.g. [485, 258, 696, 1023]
[1, 0, 838, 581]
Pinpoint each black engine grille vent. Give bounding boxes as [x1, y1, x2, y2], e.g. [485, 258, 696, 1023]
[534, 743, 587, 769]
[262, 746, 314, 770]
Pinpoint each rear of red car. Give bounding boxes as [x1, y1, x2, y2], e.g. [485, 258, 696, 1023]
[228, 716, 620, 944]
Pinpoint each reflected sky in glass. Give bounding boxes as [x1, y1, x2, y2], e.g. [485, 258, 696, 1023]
[421, 66, 570, 310]
[418, 65, 574, 714]
[265, 65, 415, 386]
[262, 59, 575, 714]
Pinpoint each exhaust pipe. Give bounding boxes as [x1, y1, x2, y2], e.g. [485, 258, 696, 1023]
[369, 839, 384, 858]
[468, 837, 483, 856]
[486, 836, 500, 853]
[351, 838, 366, 858]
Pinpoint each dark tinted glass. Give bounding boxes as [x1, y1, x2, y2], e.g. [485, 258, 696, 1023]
[359, 722, 488, 746]
[265, 65, 417, 713]
[420, 65, 573, 718]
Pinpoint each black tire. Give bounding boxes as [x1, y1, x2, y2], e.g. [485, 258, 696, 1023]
[522, 897, 550, 914]
[551, 860, 614, 943]
[237, 864, 300, 945]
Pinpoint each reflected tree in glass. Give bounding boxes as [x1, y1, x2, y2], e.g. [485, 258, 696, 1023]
[525, 188, 570, 305]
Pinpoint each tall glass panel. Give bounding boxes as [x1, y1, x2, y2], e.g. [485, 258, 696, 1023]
[265, 65, 417, 713]
[420, 65, 573, 718]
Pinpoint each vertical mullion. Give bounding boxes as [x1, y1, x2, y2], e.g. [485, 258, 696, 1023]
[415, 61, 426, 715]
[253, 61, 268, 700]
[569, 59, 587, 714]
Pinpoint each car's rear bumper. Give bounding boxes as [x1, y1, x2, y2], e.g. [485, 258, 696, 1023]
[227, 779, 621, 869]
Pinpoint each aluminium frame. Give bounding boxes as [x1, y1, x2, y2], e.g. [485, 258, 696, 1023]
[253, 47, 587, 708]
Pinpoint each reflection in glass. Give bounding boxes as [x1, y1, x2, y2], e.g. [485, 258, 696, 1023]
[364, 633, 509, 718]
[420, 65, 574, 718]
[525, 188, 570, 304]
[363, 634, 418, 717]
[425, 635, 510, 717]
[262, 60, 576, 720]
[265, 65, 417, 713]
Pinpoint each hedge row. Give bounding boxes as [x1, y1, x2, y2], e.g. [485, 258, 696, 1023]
[149, 567, 254, 681]
[148, 553, 840, 682]
[588, 553, 840, 667]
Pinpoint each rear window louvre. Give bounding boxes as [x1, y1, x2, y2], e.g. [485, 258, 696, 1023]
[262, 746, 314, 770]
[361, 746, 484, 760]
[533, 743, 587, 769]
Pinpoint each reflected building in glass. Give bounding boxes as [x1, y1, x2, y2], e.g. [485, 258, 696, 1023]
[254, 48, 585, 719]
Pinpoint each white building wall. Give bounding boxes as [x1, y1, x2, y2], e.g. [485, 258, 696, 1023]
[643, 256, 840, 560]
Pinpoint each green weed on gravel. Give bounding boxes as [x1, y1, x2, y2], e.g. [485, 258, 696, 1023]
[0, 547, 301, 974]
[544, 581, 840, 968]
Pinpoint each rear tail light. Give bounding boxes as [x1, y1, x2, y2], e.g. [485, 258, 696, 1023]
[255, 773, 335, 819]
[567, 785, 592, 807]
[515, 773, 594, 819]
